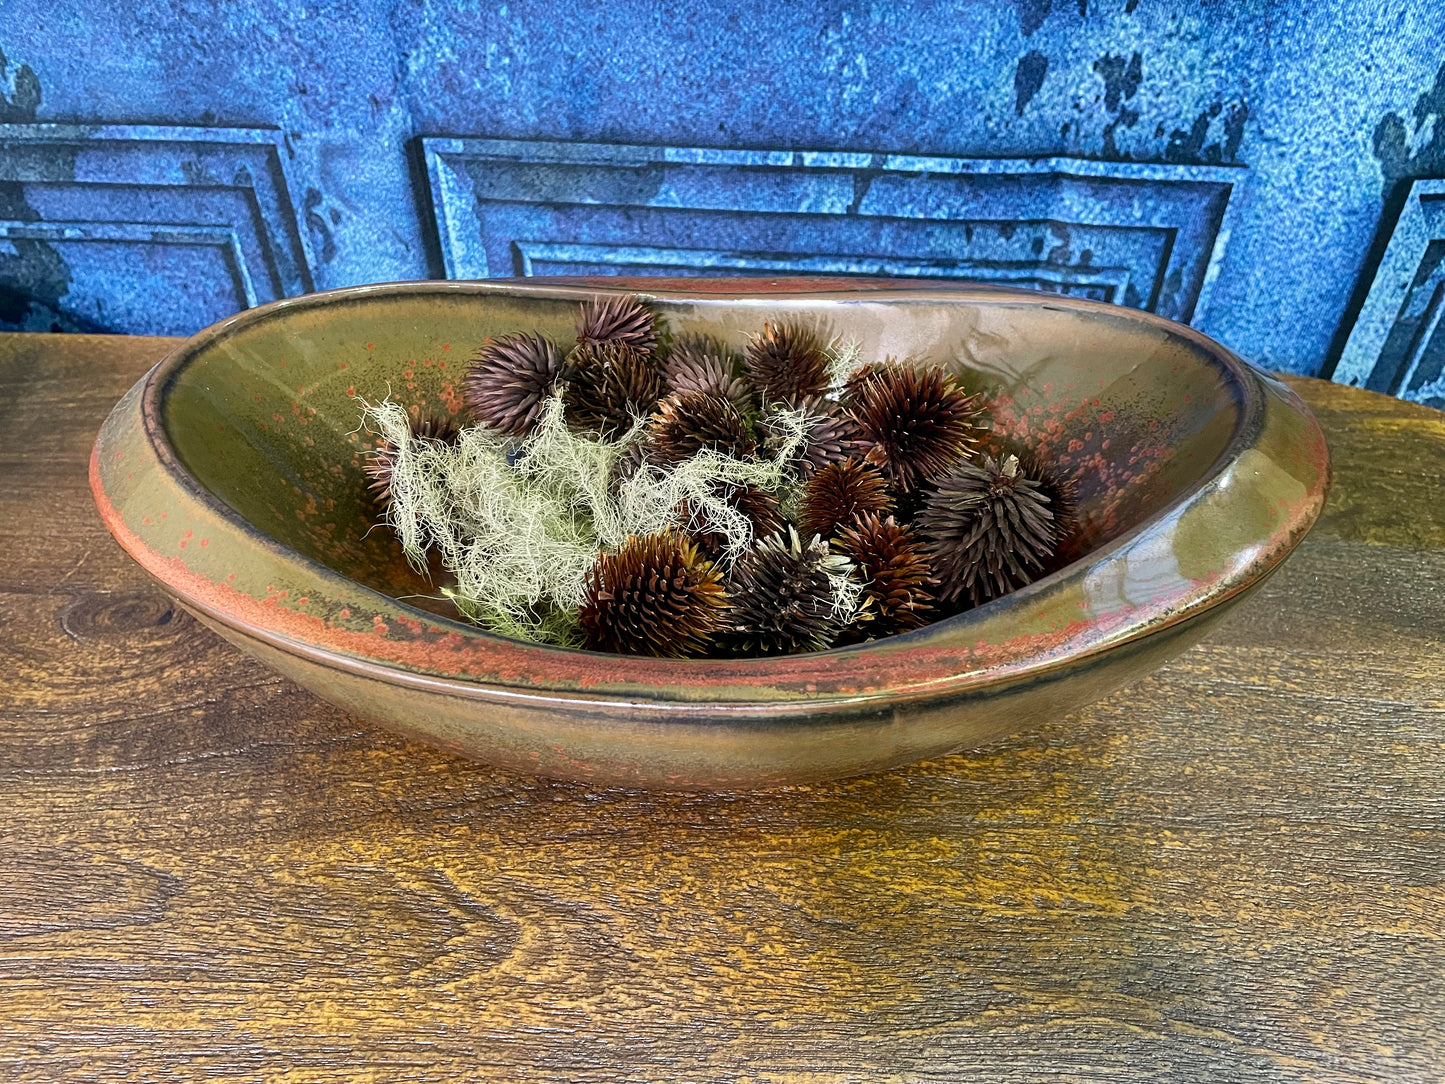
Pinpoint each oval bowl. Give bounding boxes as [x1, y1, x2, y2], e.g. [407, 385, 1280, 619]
[91, 278, 1329, 790]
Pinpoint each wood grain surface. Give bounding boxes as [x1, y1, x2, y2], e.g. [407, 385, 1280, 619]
[1, 333, 1442, 1083]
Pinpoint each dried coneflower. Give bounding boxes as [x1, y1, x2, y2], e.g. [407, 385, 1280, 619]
[918, 453, 1059, 608]
[576, 294, 658, 353]
[834, 513, 934, 639]
[798, 456, 894, 539]
[721, 528, 856, 656]
[579, 529, 729, 657]
[461, 332, 565, 436]
[564, 341, 665, 438]
[744, 319, 831, 404]
[848, 362, 981, 489]
[793, 395, 862, 476]
[664, 335, 753, 410]
[1022, 452, 1078, 563]
[645, 391, 756, 465]
[363, 413, 461, 507]
[675, 481, 786, 558]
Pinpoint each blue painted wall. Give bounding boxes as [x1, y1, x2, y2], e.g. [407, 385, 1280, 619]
[2, 1, 1443, 401]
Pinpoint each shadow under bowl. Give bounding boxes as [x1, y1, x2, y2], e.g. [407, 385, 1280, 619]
[91, 277, 1330, 790]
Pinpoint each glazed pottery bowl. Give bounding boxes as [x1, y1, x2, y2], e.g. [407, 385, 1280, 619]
[91, 278, 1329, 790]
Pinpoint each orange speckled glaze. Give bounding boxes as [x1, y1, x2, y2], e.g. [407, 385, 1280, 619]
[90, 278, 1329, 788]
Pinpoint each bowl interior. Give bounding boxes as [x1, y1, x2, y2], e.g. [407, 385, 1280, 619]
[155, 283, 1244, 625]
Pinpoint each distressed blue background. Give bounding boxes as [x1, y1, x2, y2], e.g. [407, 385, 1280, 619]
[1, 1, 1443, 401]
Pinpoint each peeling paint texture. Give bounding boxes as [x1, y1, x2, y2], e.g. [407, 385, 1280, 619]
[0, 1, 1442, 393]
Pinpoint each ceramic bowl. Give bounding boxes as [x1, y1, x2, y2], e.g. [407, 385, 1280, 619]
[91, 278, 1329, 790]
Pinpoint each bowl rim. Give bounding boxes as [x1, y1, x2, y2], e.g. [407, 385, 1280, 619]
[92, 276, 1329, 716]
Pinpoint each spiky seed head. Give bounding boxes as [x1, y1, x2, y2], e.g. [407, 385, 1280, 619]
[363, 413, 461, 508]
[1019, 451, 1079, 562]
[833, 513, 935, 639]
[579, 530, 729, 658]
[721, 527, 855, 656]
[645, 391, 757, 465]
[848, 361, 982, 489]
[576, 294, 658, 353]
[675, 481, 786, 558]
[844, 361, 887, 394]
[918, 454, 1060, 608]
[664, 335, 754, 410]
[461, 332, 565, 436]
[563, 340, 665, 438]
[744, 319, 831, 405]
[798, 456, 894, 539]
[794, 395, 863, 476]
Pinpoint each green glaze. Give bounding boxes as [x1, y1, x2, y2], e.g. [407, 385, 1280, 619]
[91, 278, 1330, 789]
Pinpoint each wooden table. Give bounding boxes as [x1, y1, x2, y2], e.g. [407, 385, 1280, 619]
[2, 333, 1443, 1082]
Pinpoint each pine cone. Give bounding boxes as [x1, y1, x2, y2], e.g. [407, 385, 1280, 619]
[918, 454, 1060, 608]
[834, 513, 934, 640]
[744, 320, 831, 404]
[461, 332, 564, 436]
[664, 335, 754, 410]
[798, 457, 894, 538]
[576, 294, 658, 353]
[579, 530, 729, 657]
[675, 482, 785, 558]
[563, 341, 665, 438]
[848, 362, 981, 489]
[720, 528, 855, 656]
[645, 391, 757, 466]
[363, 413, 461, 508]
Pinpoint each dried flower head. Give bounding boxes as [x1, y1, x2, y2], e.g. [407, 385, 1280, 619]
[848, 362, 981, 488]
[645, 391, 757, 466]
[834, 513, 934, 639]
[363, 413, 460, 509]
[664, 335, 753, 410]
[564, 341, 665, 438]
[579, 530, 729, 657]
[918, 454, 1060, 608]
[798, 456, 894, 538]
[576, 294, 658, 353]
[675, 481, 785, 558]
[461, 332, 565, 436]
[794, 395, 862, 476]
[721, 527, 857, 656]
[1027, 455, 1079, 565]
[744, 320, 831, 404]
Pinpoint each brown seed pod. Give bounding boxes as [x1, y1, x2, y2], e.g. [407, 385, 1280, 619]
[363, 413, 461, 508]
[663, 334, 754, 410]
[1029, 456, 1080, 566]
[797, 456, 894, 539]
[461, 332, 565, 436]
[833, 513, 935, 639]
[848, 361, 981, 489]
[674, 481, 786, 558]
[563, 341, 665, 438]
[645, 391, 757, 465]
[795, 395, 863, 476]
[917, 453, 1060, 608]
[720, 528, 854, 656]
[579, 530, 729, 658]
[576, 294, 658, 353]
[744, 319, 831, 404]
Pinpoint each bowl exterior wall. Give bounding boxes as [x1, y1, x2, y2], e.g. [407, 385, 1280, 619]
[177, 593, 1237, 789]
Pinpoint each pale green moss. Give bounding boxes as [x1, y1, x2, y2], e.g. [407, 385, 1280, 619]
[826, 336, 866, 391]
[359, 393, 816, 644]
